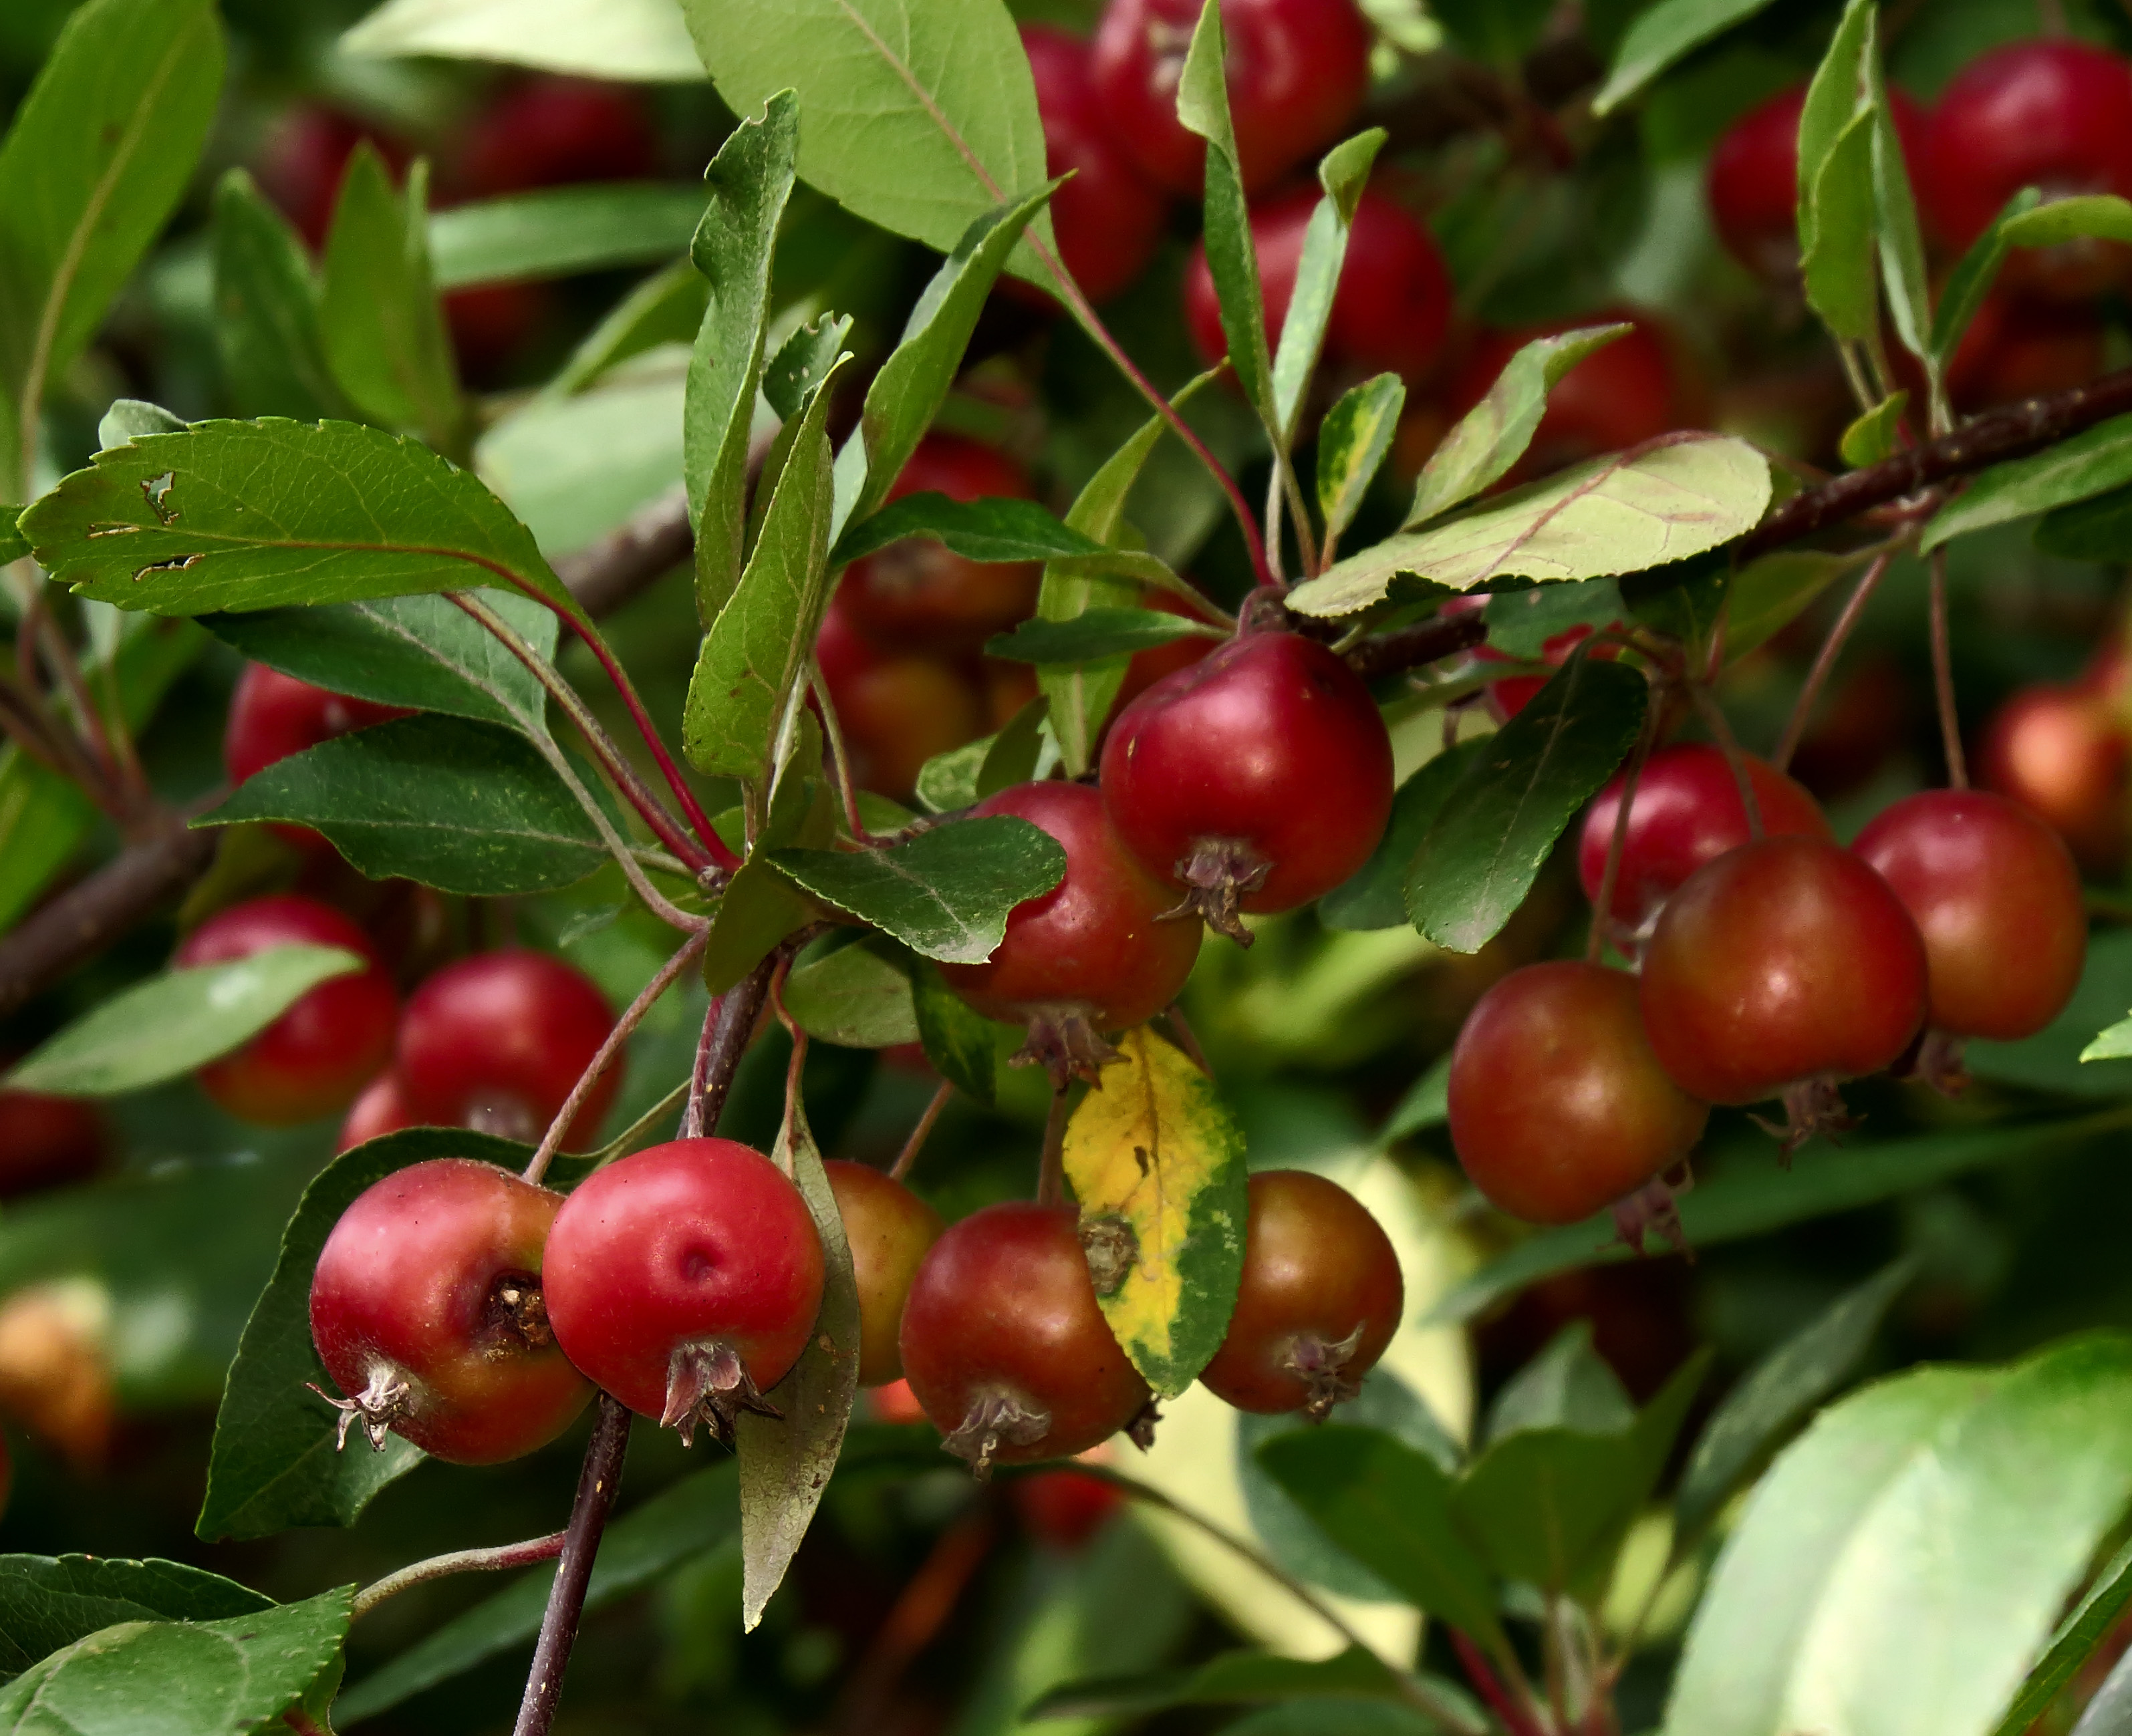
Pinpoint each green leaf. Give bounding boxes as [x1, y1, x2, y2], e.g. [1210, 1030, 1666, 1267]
[1720, 549, 1856, 664]
[1379, 1052, 1452, 1143]
[1993, 1536, 2132, 1736]
[429, 182, 708, 289]
[1664, 1336, 2132, 1736]
[1220, 1704, 1447, 1736]
[1483, 1321, 1634, 1442]
[0, 1589, 350, 1736]
[4, 946, 363, 1099]
[478, 369, 687, 559]
[1591, 0, 1780, 115]
[1864, 11, 1933, 371]
[548, 257, 709, 399]
[341, 0, 704, 82]
[683, 353, 846, 792]
[783, 937, 920, 1048]
[1316, 375, 1406, 554]
[1062, 1028, 1247, 1397]
[769, 816, 1067, 965]
[1840, 391, 1909, 468]
[702, 858, 821, 996]
[763, 312, 852, 424]
[1320, 739, 1484, 933]
[1430, 0, 1557, 67]
[1674, 1259, 1914, 1548]
[1292, 435, 1772, 619]
[688, 92, 799, 623]
[1796, 0, 1872, 273]
[0, 1558, 272, 1681]
[2084, 1016, 2132, 1064]
[676, 0, 1053, 274]
[210, 170, 350, 422]
[1801, 107, 1877, 344]
[833, 186, 1056, 536]
[23, 417, 581, 620]
[0, 0, 225, 498]
[197, 1130, 529, 1542]
[1933, 188, 2045, 368]
[908, 956, 996, 1104]
[1176, 0, 1277, 438]
[1927, 414, 2132, 552]
[1483, 576, 1623, 659]
[1255, 1427, 1506, 1648]
[204, 714, 609, 896]
[976, 696, 1051, 801]
[2039, 482, 2132, 563]
[1405, 325, 1633, 529]
[320, 150, 465, 458]
[1977, 929, 2132, 1097]
[1027, 1646, 1417, 1722]
[1406, 656, 1647, 954]
[836, 492, 1121, 567]
[0, 509, 23, 567]
[1271, 129, 1386, 448]
[988, 608, 1218, 666]
[94, 401, 183, 455]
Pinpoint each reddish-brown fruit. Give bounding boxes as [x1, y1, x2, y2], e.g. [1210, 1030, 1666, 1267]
[1978, 682, 2129, 875]
[1853, 789, 2087, 1043]
[338, 1072, 422, 1152]
[1577, 743, 1833, 932]
[1639, 837, 1927, 1127]
[0, 1284, 112, 1471]
[543, 1138, 825, 1440]
[899, 1201, 1151, 1475]
[940, 782, 1201, 1078]
[1448, 962, 1708, 1226]
[815, 595, 988, 801]
[1090, 0, 1371, 196]
[396, 950, 622, 1149]
[454, 78, 658, 198]
[869, 1377, 928, 1425]
[825, 1160, 944, 1387]
[1183, 186, 1454, 385]
[1011, 1465, 1124, 1548]
[1101, 631, 1394, 940]
[1197, 1169, 1404, 1415]
[0, 1087, 106, 1198]
[309, 1159, 591, 1463]
[1022, 25, 1168, 303]
[175, 895, 399, 1126]
[838, 436, 1042, 652]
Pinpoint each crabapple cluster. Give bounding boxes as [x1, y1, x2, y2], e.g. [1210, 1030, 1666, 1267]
[1979, 641, 2132, 877]
[1449, 737, 2089, 1231]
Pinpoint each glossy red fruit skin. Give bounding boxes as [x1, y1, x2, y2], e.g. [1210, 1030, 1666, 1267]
[1090, 0, 1371, 196]
[456, 78, 658, 198]
[1112, 588, 1220, 715]
[1101, 631, 1395, 914]
[1919, 41, 2132, 298]
[1011, 1466, 1123, 1548]
[899, 1201, 1150, 1468]
[1978, 682, 2129, 875]
[1023, 25, 1168, 303]
[396, 950, 621, 1149]
[1197, 1169, 1404, 1413]
[338, 1072, 422, 1153]
[542, 1138, 825, 1420]
[839, 436, 1042, 652]
[815, 595, 986, 800]
[0, 1088, 105, 1198]
[1448, 962, 1708, 1225]
[309, 1159, 591, 1463]
[175, 895, 399, 1125]
[1577, 743, 1833, 930]
[940, 782, 1202, 1029]
[1853, 789, 2087, 1042]
[824, 1160, 944, 1387]
[1639, 837, 1928, 1107]
[1183, 186, 1454, 386]
[1445, 313, 1687, 484]
[1706, 84, 1927, 278]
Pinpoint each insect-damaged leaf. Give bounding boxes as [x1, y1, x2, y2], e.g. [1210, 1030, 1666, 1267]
[1061, 1028, 1247, 1398]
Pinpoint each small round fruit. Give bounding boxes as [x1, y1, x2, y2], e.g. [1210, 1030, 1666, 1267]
[1011, 1465, 1123, 1548]
[1917, 40, 2132, 299]
[1577, 743, 1833, 932]
[396, 949, 622, 1148]
[1853, 788, 2086, 1042]
[1445, 313, 1688, 484]
[0, 1087, 106, 1198]
[838, 436, 1042, 652]
[939, 781, 1202, 1076]
[825, 1160, 944, 1387]
[338, 1072, 421, 1152]
[1100, 630, 1394, 939]
[174, 895, 398, 1125]
[1197, 1169, 1404, 1415]
[1639, 837, 1927, 1116]
[1448, 962, 1708, 1225]
[1946, 291, 2106, 412]
[1091, 0, 1371, 196]
[455, 77, 658, 197]
[815, 595, 987, 801]
[1978, 682, 2129, 875]
[308, 1158, 591, 1463]
[899, 1201, 1150, 1474]
[542, 1138, 825, 1440]
[1023, 25, 1168, 303]
[1183, 186, 1454, 385]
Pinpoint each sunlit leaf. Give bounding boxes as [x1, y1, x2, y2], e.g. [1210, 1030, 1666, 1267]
[342, 0, 704, 82]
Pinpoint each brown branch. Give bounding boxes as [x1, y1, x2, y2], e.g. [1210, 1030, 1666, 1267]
[511, 1393, 632, 1736]
[551, 484, 693, 619]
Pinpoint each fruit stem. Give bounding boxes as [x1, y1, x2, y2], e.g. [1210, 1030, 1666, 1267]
[682, 952, 779, 1140]
[351, 1530, 567, 1622]
[1773, 548, 1897, 772]
[511, 1392, 632, 1736]
[1036, 1084, 1069, 1207]
[1927, 548, 1968, 788]
[1686, 682, 1764, 840]
[890, 1078, 954, 1182]
[1587, 702, 1657, 966]
[1449, 1630, 1552, 1736]
[524, 927, 708, 1185]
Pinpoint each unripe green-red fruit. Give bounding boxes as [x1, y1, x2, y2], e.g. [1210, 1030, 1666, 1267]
[824, 1160, 943, 1387]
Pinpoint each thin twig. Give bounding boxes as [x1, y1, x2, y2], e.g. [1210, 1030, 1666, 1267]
[1773, 551, 1895, 772]
[810, 659, 872, 844]
[1450, 1630, 1549, 1736]
[1588, 700, 1657, 964]
[523, 928, 708, 1185]
[1279, 454, 1320, 579]
[1687, 682, 1765, 839]
[532, 729, 707, 932]
[890, 1078, 954, 1182]
[681, 955, 777, 1139]
[511, 1393, 632, 1736]
[1035, 1084, 1069, 1207]
[1928, 548, 1968, 788]
[352, 1532, 567, 1622]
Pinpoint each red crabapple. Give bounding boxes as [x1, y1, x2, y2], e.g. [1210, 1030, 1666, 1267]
[338, 1072, 422, 1152]
[223, 662, 410, 857]
[454, 78, 658, 198]
[825, 1160, 944, 1387]
[1023, 25, 1168, 303]
[815, 594, 987, 801]
[0, 1085, 106, 1199]
[1978, 682, 2129, 876]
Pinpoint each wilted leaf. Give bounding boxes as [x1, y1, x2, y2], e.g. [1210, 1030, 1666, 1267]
[1061, 1028, 1247, 1397]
